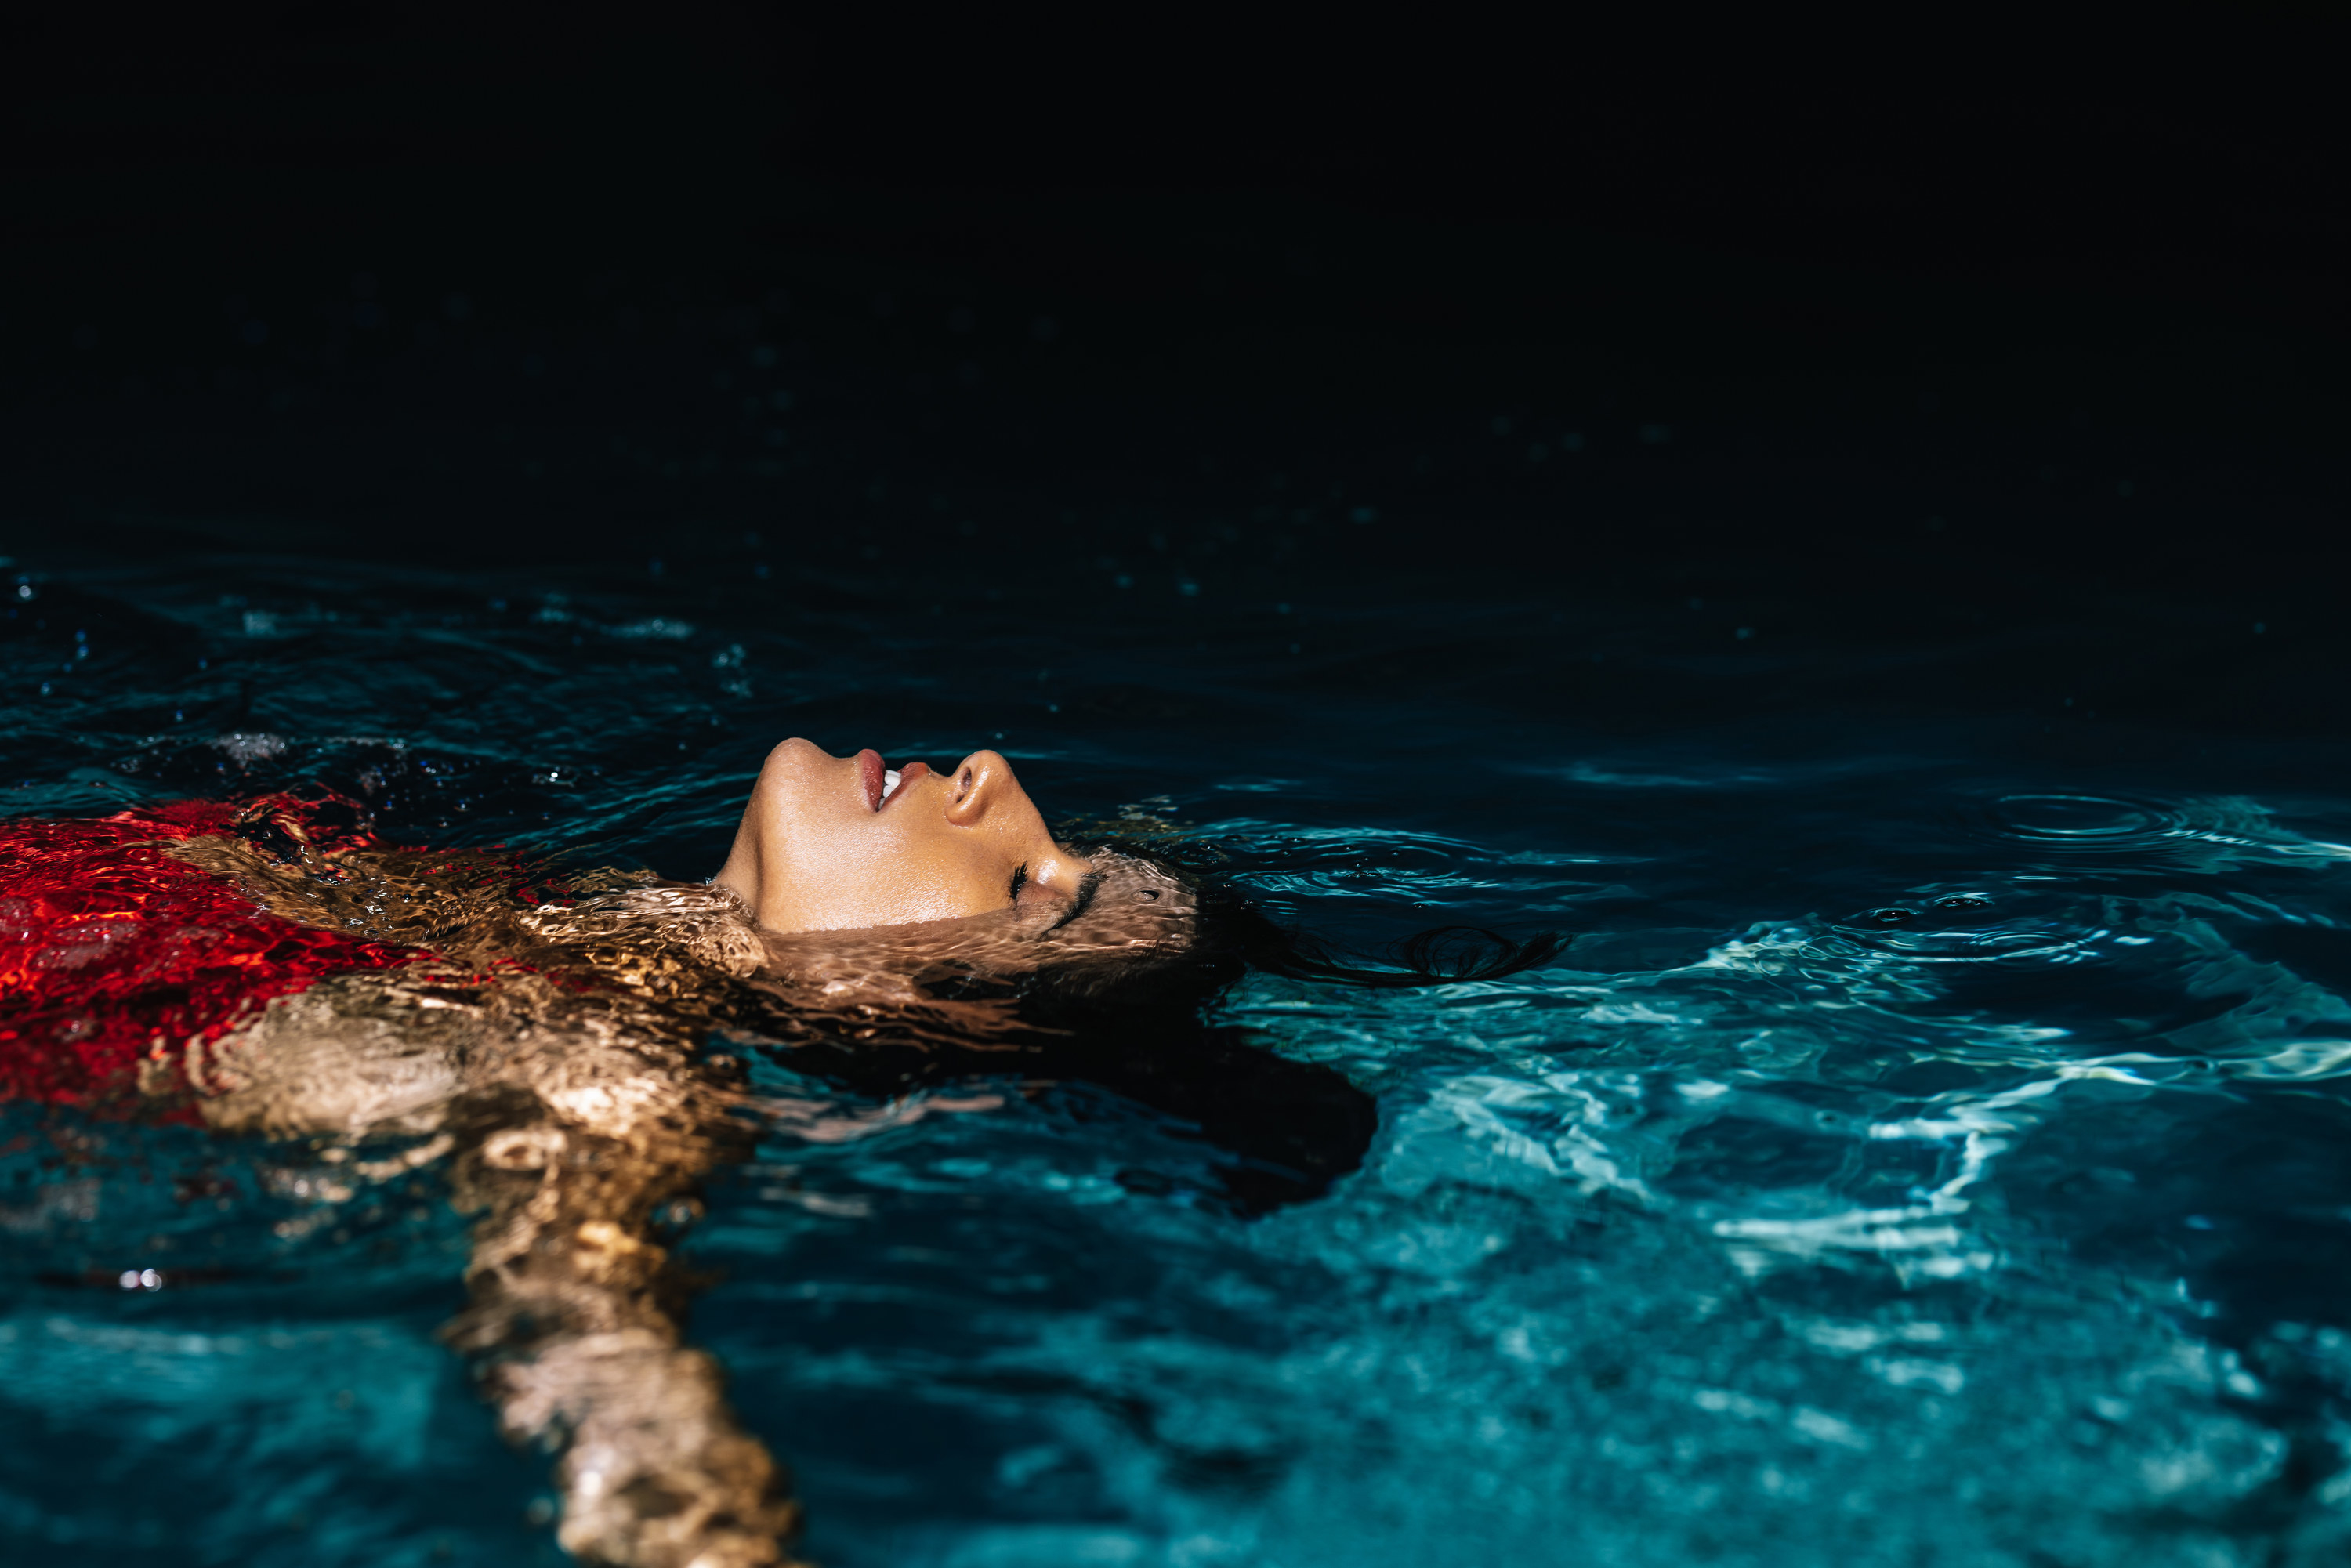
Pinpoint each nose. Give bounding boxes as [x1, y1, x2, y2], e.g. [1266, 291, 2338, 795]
[943, 749, 1034, 828]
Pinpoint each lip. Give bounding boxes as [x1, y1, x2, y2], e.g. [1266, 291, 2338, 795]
[880, 760, 930, 809]
[857, 750, 931, 813]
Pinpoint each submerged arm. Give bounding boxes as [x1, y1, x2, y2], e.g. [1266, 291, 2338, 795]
[443, 1100, 801, 1568]
[196, 964, 803, 1568]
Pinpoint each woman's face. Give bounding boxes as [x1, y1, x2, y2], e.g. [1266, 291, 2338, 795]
[714, 739, 1092, 933]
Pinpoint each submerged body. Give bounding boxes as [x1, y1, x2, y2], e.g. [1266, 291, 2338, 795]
[0, 745, 1373, 1567]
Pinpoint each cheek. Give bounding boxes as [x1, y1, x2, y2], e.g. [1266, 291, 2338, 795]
[857, 828, 1007, 917]
[774, 819, 1009, 929]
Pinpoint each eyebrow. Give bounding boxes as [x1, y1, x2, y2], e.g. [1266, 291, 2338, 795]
[1008, 863, 1028, 903]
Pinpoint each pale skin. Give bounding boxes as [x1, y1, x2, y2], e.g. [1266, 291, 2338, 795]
[712, 740, 1092, 933]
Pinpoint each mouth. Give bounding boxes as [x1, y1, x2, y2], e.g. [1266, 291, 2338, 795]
[857, 749, 925, 812]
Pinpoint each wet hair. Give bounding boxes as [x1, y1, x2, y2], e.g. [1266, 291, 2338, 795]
[965, 849, 1570, 1036]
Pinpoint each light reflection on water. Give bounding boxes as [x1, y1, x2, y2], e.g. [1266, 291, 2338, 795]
[7, 551, 2351, 1567]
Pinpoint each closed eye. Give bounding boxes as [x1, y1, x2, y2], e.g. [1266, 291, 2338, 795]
[1008, 862, 1028, 904]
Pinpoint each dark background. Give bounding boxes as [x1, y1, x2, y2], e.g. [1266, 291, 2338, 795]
[2, 4, 2346, 727]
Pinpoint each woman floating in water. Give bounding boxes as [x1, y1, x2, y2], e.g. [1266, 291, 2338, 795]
[0, 741, 1549, 1566]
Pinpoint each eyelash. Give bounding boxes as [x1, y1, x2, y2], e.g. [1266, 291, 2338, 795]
[1008, 863, 1028, 903]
